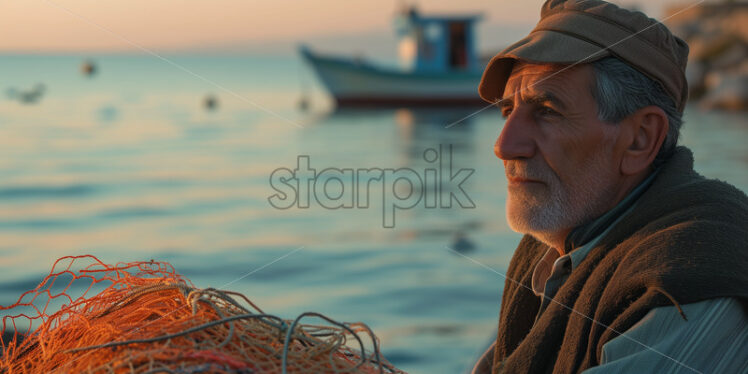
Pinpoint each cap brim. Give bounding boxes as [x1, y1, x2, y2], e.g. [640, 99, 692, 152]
[478, 30, 610, 104]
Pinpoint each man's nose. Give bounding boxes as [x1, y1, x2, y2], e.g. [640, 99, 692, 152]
[494, 111, 536, 160]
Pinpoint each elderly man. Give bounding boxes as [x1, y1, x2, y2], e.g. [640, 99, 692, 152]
[471, 1, 748, 373]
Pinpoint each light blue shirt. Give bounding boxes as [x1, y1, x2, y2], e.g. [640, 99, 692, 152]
[470, 298, 748, 374]
[531, 246, 748, 374]
[583, 297, 748, 374]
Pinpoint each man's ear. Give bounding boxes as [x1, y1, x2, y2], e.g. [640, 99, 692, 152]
[619, 106, 669, 175]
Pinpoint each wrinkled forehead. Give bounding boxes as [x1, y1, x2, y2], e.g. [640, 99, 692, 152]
[503, 61, 595, 100]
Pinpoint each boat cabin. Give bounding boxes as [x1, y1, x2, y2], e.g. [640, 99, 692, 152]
[394, 6, 482, 73]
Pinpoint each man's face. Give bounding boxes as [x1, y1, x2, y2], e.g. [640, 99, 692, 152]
[494, 62, 622, 246]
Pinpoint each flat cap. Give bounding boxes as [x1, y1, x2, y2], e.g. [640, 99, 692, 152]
[479, 0, 690, 112]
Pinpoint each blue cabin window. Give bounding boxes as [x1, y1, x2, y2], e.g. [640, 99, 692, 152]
[394, 6, 480, 72]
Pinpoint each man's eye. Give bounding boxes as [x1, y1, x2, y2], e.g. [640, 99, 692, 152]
[501, 108, 513, 118]
[537, 107, 559, 117]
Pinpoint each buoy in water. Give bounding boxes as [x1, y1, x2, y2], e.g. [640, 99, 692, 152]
[298, 95, 310, 111]
[203, 94, 218, 111]
[81, 60, 97, 77]
[451, 231, 476, 253]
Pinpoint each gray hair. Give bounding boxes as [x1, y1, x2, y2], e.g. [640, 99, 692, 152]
[590, 57, 683, 168]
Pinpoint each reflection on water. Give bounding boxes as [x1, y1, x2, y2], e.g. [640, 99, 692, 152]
[0, 55, 746, 374]
[322, 106, 477, 154]
[305, 107, 486, 243]
[0, 184, 97, 199]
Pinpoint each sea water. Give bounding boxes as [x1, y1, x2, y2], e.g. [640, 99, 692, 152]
[0, 54, 745, 373]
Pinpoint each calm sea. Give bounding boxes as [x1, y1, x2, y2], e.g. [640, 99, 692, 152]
[0, 54, 746, 373]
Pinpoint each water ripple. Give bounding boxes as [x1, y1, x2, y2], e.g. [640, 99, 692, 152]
[0, 185, 96, 200]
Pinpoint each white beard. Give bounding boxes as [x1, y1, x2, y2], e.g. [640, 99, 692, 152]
[505, 148, 618, 247]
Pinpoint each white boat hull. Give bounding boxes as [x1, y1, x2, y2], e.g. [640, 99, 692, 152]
[300, 47, 485, 107]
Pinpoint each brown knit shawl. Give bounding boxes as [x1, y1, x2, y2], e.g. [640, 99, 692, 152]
[492, 146, 748, 373]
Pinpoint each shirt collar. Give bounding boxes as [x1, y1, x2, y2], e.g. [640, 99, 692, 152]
[531, 169, 660, 296]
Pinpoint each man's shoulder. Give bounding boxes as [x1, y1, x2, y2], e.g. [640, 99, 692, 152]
[611, 147, 748, 245]
[645, 146, 748, 216]
[594, 173, 748, 309]
[642, 172, 748, 233]
[584, 148, 748, 309]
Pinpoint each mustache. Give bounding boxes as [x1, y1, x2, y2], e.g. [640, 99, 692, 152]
[505, 161, 554, 182]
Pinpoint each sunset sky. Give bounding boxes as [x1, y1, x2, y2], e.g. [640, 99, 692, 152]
[1, 0, 692, 53]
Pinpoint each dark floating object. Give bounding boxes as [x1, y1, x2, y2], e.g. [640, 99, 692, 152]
[6, 83, 45, 104]
[451, 231, 476, 253]
[81, 60, 97, 77]
[297, 96, 310, 111]
[203, 94, 218, 111]
[96, 105, 119, 123]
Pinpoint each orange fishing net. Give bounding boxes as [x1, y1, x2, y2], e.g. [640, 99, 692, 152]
[0, 255, 405, 373]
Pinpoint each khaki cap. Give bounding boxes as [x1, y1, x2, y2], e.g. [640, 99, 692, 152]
[479, 0, 690, 112]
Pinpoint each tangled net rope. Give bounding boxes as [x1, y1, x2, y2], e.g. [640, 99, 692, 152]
[0, 255, 405, 373]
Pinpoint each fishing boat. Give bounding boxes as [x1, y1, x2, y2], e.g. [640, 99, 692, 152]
[300, 7, 485, 107]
